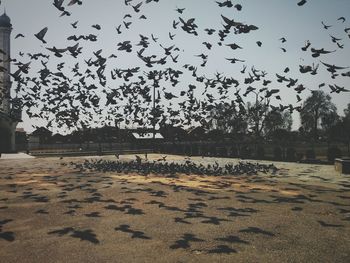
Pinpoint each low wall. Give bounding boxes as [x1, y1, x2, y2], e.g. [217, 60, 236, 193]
[335, 158, 350, 174]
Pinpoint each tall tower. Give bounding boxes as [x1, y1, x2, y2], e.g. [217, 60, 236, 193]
[0, 11, 11, 113]
[0, 11, 21, 153]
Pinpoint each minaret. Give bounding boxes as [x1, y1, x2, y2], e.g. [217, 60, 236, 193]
[0, 11, 12, 113]
[0, 11, 21, 153]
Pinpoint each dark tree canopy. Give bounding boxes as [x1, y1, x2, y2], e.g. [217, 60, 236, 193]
[300, 90, 337, 141]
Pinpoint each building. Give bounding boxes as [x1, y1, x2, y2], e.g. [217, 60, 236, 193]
[0, 12, 21, 153]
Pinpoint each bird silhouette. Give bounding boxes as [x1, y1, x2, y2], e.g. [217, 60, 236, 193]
[67, 0, 82, 6]
[15, 33, 25, 39]
[175, 7, 185, 14]
[321, 21, 332, 29]
[71, 21, 78, 28]
[297, 0, 307, 6]
[337, 17, 346, 23]
[53, 0, 65, 11]
[301, 40, 311, 51]
[132, 2, 143, 13]
[279, 37, 286, 43]
[34, 27, 48, 44]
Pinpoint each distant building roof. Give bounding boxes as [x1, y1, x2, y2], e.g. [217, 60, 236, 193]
[132, 132, 163, 139]
[31, 127, 52, 136]
[0, 12, 11, 28]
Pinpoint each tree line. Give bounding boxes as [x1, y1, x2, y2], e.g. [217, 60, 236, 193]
[207, 90, 350, 158]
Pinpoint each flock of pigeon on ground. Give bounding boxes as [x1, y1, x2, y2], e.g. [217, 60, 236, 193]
[3, 0, 350, 131]
[71, 156, 278, 176]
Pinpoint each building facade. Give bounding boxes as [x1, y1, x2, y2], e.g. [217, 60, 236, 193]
[0, 12, 21, 152]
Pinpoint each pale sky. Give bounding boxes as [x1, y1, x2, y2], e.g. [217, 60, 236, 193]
[2, 0, 350, 133]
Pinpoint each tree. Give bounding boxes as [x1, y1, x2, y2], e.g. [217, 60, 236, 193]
[246, 100, 269, 138]
[208, 101, 248, 136]
[344, 103, 350, 121]
[321, 110, 339, 140]
[300, 91, 337, 141]
[332, 103, 350, 155]
[343, 104, 350, 155]
[264, 110, 292, 137]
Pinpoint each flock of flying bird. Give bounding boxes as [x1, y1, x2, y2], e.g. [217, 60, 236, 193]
[1, 0, 350, 131]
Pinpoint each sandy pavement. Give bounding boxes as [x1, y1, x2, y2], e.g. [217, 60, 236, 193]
[0, 154, 349, 262]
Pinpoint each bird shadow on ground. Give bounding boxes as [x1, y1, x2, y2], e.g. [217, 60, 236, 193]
[270, 194, 320, 204]
[48, 227, 100, 244]
[174, 217, 192, 224]
[201, 216, 230, 225]
[239, 227, 275, 236]
[35, 209, 49, 214]
[115, 224, 151, 239]
[317, 220, 344, 228]
[20, 192, 49, 203]
[105, 204, 131, 211]
[291, 206, 303, 211]
[217, 206, 258, 217]
[170, 233, 204, 249]
[125, 207, 145, 215]
[207, 245, 237, 254]
[215, 235, 250, 244]
[0, 219, 15, 242]
[235, 194, 274, 204]
[0, 231, 15, 242]
[85, 212, 101, 217]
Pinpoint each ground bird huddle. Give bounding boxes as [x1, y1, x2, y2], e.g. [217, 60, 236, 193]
[71, 158, 278, 177]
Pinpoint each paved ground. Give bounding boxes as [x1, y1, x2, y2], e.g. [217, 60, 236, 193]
[0, 154, 349, 262]
[0, 153, 35, 159]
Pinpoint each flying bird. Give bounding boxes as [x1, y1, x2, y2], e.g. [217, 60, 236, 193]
[60, 10, 71, 17]
[67, 0, 82, 6]
[175, 7, 185, 14]
[301, 40, 311, 51]
[92, 24, 101, 30]
[34, 27, 48, 44]
[226, 58, 245, 64]
[279, 37, 286, 43]
[311, 47, 336, 58]
[202, 42, 212, 50]
[204, 28, 216, 35]
[71, 21, 78, 28]
[226, 43, 242, 50]
[329, 84, 349, 93]
[15, 33, 25, 39]
[330, 35, 342, 43]
[53, 0, 65, 11]
[216, 1, 233, 8]
[321, 21, 332, 29]
[337, 17, 346, 23]
[124, 21, 132, 29]
[116, 25, 122, 34]
[319, 83, 325, 88]
[297, 0, 307, 6]
[169, 32, 176, 40]
[132, 2, 143, 12]
[234, 4, 242, 11]
[321, 61, 349, 73]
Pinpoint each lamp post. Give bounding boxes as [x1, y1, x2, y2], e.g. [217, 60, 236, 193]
[153, 84, 156, 142]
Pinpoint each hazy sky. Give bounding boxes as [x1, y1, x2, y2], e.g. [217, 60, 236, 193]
[2, 0, 350, 133]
